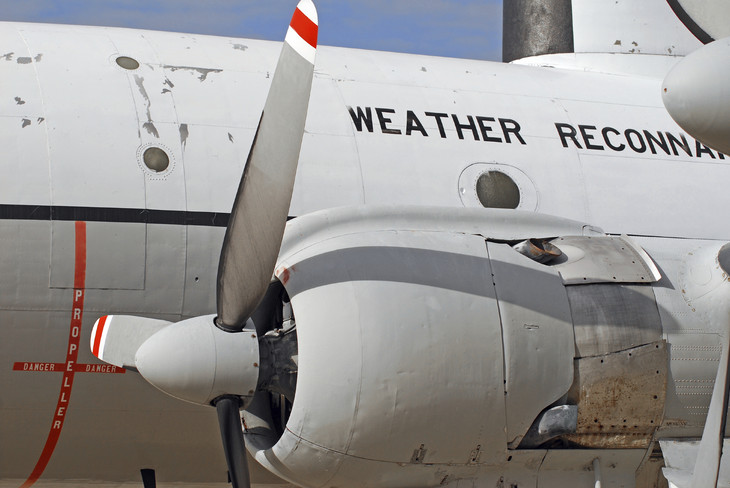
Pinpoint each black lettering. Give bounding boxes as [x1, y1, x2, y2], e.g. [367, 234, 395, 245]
[696, 140, 717, 159]
[452, 114, 479, 141]
[500, 118, 526, 145]
[405, 110, 428, 136]
[476, 116, 501, 142]
[666, 132, 692, 157]
[602, 127, 625, 151]
[624, 129, 646, 153]
[425, 112, 449, 138]
[347, 106, 373, 132]
[555, 123, 581, 148]
[375, 107, 401, 135]
[579, 125, 604, 150]
[643, 131, 670, 155]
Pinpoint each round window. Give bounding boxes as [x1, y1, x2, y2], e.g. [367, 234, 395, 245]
[143, 147, 170, 172]
[475, 171, 520, 209]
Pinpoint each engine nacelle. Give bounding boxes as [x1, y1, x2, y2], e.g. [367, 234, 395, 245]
[243, 206, 666, 488]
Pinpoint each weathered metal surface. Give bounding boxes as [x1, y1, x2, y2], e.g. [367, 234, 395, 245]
[568, 283, 663, 358]
[551, 235, 661, 285]
[502, 0, 574, 63]
[563, 341, 668, 449]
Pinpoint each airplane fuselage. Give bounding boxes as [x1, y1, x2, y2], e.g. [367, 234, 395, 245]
[1, 21, 728, 486]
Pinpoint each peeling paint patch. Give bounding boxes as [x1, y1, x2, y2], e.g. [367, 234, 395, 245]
[421, 66, 427, 72]
[143, 122, 159, 138]
[164, 78, 174, 88]
[134, 74, 160, 138]
[179, 124, 189, 147]
[34, 53, 43, 62]
[16, 57, 32, 64]
[37, 117, 45, 124]
[162, 64, 222, 82]
[232, 44, 248, 51]
[614, 40, 622, 46]
[2, 52, 14, 61]
[228, 132, 234, 143]
[21, 118, 30, 128]
[161, 88, 171, 94]
[14, 97, 25, 105]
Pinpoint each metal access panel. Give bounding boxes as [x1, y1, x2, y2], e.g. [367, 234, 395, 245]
[551, 235, 661, 284]
[487, 242, 574, 445]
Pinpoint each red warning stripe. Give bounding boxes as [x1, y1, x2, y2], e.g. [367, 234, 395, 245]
[91, 315, 108, 358]
[290, 7, 318, 48]
[20, 221, 87, 488]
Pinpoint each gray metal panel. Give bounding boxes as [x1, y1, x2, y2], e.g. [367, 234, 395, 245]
[50, 221, 146, 290]
[662, 333, 722, 436]
[487, 242, 574, 445]
[568, 283, 663, 357]
[502, 0, 574, 63]
[552, 235, 661, 285]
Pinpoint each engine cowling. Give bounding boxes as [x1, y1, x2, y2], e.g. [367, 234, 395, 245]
[243, 205, 666, 488]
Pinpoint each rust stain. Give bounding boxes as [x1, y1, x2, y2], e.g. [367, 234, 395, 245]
[276, 267, 291, 285]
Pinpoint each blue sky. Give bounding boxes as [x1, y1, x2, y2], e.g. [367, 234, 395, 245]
[0, 0, 503, 61]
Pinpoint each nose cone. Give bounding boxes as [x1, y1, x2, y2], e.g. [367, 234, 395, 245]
[662, 37, 730, 155]
[135, 314, 260, 406]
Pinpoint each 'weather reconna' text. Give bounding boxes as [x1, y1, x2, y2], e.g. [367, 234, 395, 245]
[346, 106, 725, 159]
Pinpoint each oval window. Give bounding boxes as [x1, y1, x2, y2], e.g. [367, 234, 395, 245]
[115, 56, 140, 70]
[143, 147, 170, 172]
[476, 171, 520, 209]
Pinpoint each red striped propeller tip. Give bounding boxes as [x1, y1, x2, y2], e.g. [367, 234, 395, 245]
[286, 0, 318, 63]
[90, 315, 112, 359]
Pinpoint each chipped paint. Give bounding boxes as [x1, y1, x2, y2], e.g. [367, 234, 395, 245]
[2, 52, 14, 61]
[164, 78, 174, 88]
[614, 40, 622, 46]
[14, 97, 25, 105]
[162, 64, 222, 82]
[16, 57, 32, 64]
[34, 53, 42, 62]
[232, 44, 248, 51]
[21, 119, 30, 128]
[179, 124, 189, 147]
[133, 75, 159, 138]
[143, 122, 159, 138]
[228, 132, 234, 143]
[37, 117, 44, 124]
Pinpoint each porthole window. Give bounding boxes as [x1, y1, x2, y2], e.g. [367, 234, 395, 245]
[115, 56, 140, 70]
[476, 171, 520, 209]
[143, 147, 170, 172]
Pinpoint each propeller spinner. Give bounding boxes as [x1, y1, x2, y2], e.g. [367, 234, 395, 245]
[90, 2, 318, 487]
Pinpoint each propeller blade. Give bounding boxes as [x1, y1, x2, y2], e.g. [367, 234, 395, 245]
[216, 0, 318, 331]
[90, 315, 171, 369]
[216, 396, 251, 488]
